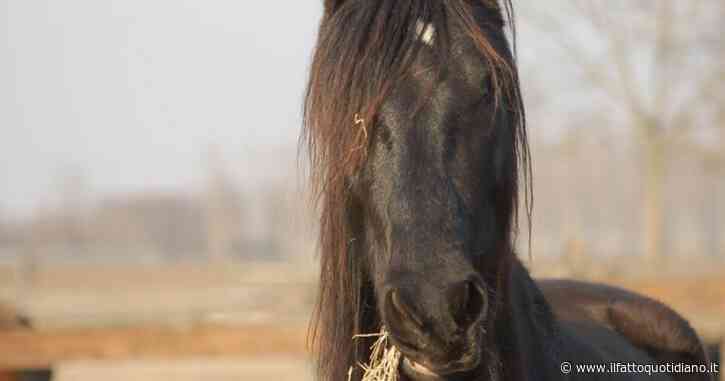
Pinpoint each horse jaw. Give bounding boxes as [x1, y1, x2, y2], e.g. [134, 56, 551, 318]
[401, 358, 444, 381]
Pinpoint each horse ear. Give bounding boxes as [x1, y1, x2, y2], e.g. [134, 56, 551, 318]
[323, 0, 346, 16]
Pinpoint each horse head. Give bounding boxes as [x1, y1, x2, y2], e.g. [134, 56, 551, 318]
[304, 1, 528, 379]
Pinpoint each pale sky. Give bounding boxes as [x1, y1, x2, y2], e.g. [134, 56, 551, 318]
[2, 1, 322, 217]
[3, 1, 703, 220]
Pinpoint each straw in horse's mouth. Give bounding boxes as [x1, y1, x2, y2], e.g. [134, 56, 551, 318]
[350, 328, 443, 381]
[349, 328, 403, 381]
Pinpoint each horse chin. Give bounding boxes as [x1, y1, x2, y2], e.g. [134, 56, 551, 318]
[401, 358, 444, 381]
[391, 321, 484, 380]
[399, 349, 481, 381]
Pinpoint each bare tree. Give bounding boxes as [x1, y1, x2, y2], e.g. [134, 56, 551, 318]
[0, 208, 7, 248]
[523, 0, 723, 259]
[203, 147, 244, 260]
[55, 166, 92, 250]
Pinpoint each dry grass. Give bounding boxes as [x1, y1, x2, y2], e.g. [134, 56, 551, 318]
[349, 328, 402, 381]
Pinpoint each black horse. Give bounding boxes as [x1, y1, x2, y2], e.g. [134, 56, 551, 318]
[302, 1, 713, 380]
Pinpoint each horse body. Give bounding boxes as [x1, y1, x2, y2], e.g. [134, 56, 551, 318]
[303, 1, 712, 380]
[541, 278, 712, 381]
[496, 259, 675, 381]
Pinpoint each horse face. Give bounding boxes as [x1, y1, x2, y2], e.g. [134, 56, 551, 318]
[353, 16, 518, 379]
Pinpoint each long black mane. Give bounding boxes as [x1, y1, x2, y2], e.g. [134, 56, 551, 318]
[303, 1, 529, 380]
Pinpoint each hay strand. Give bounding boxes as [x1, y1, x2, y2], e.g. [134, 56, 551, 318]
[348, 328, 402, 381]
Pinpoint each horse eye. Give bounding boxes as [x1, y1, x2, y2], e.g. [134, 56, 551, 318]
[376, 121, 394, 151]
[481, 75, 494, 101]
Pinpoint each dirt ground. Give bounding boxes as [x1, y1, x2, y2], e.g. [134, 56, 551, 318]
[53, 358, 312, 381]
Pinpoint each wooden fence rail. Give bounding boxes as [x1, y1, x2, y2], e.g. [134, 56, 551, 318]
[0, 324, 307, 371]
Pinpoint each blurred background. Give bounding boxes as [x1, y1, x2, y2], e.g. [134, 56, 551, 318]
[0, 1, 722, 380]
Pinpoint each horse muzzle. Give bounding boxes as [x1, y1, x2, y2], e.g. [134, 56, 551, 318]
[399, 344, 482, 380]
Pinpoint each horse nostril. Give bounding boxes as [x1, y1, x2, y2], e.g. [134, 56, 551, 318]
[449, 277, 488, 329]
[386, 289, 424, 329]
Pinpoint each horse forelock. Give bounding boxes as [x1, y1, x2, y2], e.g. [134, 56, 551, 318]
[302, 1, 529, 380]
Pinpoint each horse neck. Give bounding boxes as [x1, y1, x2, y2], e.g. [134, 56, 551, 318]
[491, 257, 562, 381]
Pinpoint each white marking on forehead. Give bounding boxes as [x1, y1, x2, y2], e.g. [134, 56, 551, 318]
[415, 20, 436, 46]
